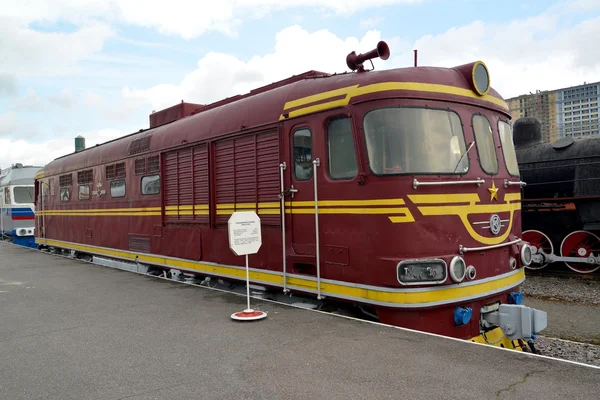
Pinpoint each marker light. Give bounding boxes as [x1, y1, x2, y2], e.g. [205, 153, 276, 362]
[466, 265, 477, 280]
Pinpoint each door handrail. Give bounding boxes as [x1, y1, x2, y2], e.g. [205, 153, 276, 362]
[313, 158, 323, 300]
[279, 162, 289, 293]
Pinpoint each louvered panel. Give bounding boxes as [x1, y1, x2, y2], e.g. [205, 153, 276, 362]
[177, 148, 193, 221]
[256, 129, 281, 225]
[212, 128, 280, 225]
[163, 151, 180, 222]
[234, 135, 257, 206]
[214, 139, 235, 224]
[192, 144, 209, 224]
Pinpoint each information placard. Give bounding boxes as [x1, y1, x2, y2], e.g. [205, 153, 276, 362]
[228, 211, 262, 256]
[227, 211, 267, 322]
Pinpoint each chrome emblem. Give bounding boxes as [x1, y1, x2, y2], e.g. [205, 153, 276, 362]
[489, 214, 501, 235]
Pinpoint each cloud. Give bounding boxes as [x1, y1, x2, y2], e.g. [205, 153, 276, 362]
[13, 89, 46, 112]
[121, 8, 600, 113]
[0, 128, 127, 170]
[4, 0, 423, 39]
[0, 112, 18, 136]
[360, 17, 384, 30]
[0, 18, 114, 78]
[3, 1, 600, 172]
[389, 10, 600, 98]
[0, 73, 18, 97]
[46, 89, 74, 109]
[123, 26, 385, 111]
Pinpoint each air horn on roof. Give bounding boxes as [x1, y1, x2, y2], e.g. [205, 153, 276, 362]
[346, 40, 390, 72]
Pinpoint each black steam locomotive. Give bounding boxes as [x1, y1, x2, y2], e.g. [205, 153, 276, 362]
[514, 117, 600, 274]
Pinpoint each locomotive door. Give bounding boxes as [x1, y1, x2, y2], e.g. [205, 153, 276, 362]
[282, 123, 323, 278]
[35, 180, 45, 239]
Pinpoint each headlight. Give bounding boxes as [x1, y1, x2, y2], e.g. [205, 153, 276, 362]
[521, 245, 532, 266]
[449, 256, 466, 283]
[397, 259, 447, 285]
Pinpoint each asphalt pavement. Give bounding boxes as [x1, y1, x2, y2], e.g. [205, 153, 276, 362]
[0, 242, 598, 399]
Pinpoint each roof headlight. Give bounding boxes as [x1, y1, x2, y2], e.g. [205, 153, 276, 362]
[472, 61, 490, 96]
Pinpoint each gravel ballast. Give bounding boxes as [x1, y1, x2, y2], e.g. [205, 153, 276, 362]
[522, 274, 600, 368]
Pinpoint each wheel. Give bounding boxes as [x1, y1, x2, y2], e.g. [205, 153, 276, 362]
[523, 230, 554, 269]
[560, 230, 600, 273]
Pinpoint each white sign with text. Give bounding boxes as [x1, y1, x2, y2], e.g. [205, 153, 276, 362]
[228, 211, 262, 256]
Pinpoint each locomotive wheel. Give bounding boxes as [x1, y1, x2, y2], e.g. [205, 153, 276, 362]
[522, 230, 553, 269]
[560, 230, 600, 274]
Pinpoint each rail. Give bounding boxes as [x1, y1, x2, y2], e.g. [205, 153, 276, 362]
[459, 238, 522, 254]
[313, 158, 323, 300]
[279, 162, 289, 293]
[504, 179, 527, 188]
[413, 178, 485, 189]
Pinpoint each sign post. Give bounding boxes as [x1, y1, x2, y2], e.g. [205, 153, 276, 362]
[228, 211, 267, 321]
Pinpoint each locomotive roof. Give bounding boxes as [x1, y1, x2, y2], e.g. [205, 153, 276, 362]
[38, 62, 509, 178]
[0, 165, 43, 186]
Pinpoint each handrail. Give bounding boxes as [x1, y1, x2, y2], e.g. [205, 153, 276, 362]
[459, 238, 522, 254]
[413, 178, 485, 189]
[504, 179, 527, 188]
[313, 158, 323, 300]
[279, 162, 289, 293]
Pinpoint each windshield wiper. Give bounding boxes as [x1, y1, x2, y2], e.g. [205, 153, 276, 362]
[453, 141, 475, 173]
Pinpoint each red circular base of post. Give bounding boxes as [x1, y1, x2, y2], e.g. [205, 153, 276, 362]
[231, 309, 267, 321]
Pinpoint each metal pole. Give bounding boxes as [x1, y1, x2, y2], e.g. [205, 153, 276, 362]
[279, 163, 288, 293]
[246, 254, 251, 311]
[414, 49, 418, 67]
[41, 183, 46, 239]
[313, 158, 322, 300]
[1, 187, 4, 240]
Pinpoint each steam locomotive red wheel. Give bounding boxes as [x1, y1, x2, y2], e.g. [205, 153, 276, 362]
[523, 230, 553, 269]
[560, 230, 600, 273]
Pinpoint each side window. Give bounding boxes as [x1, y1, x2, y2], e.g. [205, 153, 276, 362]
[60, 188, 70, 201]
[327, 117, 358, 179]
[78, 185, 90, 200]
[4, 187, 11, 204]
[498, 121, 520, 177]
[472, 114, 498, 175]
[141, 175, 160, 195]
[110, 179, 126, 198]
[293, 128, 313, 181]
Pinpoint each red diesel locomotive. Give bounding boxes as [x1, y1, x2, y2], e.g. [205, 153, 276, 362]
[34, 41, 547, 350]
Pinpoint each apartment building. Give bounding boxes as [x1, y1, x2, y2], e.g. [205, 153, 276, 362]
[506, 81, 600, 143]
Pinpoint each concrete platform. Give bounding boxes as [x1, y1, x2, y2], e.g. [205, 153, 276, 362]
[0, 242, 598, 400]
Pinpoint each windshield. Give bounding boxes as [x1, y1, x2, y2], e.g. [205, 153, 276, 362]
[363, 107, 469, 174]
[498, 121, 520, 177]
[13, 186, 34, 204]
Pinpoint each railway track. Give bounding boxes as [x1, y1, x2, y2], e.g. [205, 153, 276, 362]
[526, 267, 600, 281]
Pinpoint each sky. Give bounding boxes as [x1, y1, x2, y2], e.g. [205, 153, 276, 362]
[1, 0, 599, 169]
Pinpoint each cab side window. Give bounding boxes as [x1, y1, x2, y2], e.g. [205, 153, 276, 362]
[472, 114, 499, 175]
[327, 117, 358, 179]
[293, 128, 313, 181]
